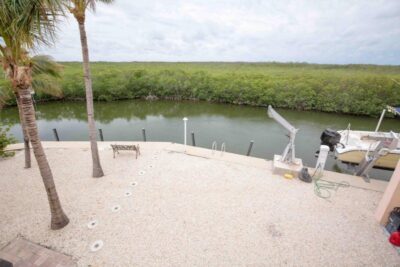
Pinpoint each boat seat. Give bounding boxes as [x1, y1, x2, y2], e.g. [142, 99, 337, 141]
[361, 131, 398, 142]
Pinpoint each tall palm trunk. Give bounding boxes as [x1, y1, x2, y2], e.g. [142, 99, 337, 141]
[15, 92, 31, 168]
[17, 67, 69, 229]
[77, 20, 104, 178]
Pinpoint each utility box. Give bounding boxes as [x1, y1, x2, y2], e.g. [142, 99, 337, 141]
[385, 207, 400, 234]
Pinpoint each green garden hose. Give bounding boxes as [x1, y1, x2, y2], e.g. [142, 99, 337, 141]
[312, 164, 350, 199]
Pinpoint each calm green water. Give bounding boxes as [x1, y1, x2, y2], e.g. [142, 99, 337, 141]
[1, 100, 399, 180]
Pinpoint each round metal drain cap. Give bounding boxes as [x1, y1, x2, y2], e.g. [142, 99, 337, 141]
[139, 170, 146, 176]
[90, 240, 103, 252]
[87, 220, 98, 229]
[125, 191, 132, 197]
[111, 205, 121, 212]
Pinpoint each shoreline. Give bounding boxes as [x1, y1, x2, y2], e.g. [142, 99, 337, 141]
[2, 98, 397, 119]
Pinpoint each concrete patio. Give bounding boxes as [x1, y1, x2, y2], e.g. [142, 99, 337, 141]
[0, 141, 398, 266]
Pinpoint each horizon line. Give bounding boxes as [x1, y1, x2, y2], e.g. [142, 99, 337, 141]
[55, 61, 400, 67]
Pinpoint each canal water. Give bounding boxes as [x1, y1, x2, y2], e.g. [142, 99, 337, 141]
[1, 100, 399, 180]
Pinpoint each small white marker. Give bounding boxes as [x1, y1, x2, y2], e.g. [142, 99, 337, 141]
[90, 240, 104, 252]
[111, 205, 121, 212]
[87, 220, 98, 229]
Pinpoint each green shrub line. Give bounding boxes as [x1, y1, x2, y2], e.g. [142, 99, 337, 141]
[2, 62, 400, 117]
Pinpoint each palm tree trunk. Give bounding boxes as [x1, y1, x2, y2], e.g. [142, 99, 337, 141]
[77, 21, 104, 178]
[15, 92, 31, 168]
[18, 80, 69, 230]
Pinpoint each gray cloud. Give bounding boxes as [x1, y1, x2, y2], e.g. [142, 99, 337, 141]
[37, 0, 400, 64]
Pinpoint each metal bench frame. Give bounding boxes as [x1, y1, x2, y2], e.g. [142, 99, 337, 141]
[111, 144, 141, 159]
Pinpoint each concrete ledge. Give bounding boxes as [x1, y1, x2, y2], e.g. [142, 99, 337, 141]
[165, 143, 272, 170]
[5, 141, 171, 151]
[165, 142, 388, 192]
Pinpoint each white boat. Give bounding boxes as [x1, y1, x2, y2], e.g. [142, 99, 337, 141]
[320, 107, 400, 171]
[335, 130, 399, 170]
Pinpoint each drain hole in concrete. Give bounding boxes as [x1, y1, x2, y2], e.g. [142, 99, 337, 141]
[90, 240, 103, 252]
[125, 191, 132, 197]
[111, 205, 121, 212]
[139, 170, 145, 176]
[87, 220, 98, 229]
[130, 182, 137, 186]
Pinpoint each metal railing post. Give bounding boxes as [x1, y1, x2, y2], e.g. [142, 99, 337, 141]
[375, 109, 386, 132]
[99, 129, 104, 141]
[191, 132, 196, 146]
[142, 128, 146, 142]
[246, 140, 254, 156]
[52, 128, 60, 141]
[212, 141, 217, 155]
[183, 118, 188, 151]
[221, 142, 226, 156]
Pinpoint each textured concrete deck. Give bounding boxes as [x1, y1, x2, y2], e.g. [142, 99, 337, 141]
[0, 141, 399, 266]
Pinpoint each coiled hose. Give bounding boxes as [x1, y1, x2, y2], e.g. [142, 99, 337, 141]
[313, 163, 350, 199]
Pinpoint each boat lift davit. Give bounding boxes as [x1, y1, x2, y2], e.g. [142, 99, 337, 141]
[267, 105, 303, 175]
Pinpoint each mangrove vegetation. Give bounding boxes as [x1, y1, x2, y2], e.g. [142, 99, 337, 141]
[1, 62, 400, 117]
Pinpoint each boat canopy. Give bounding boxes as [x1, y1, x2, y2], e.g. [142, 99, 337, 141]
[387, 105, 400, 116]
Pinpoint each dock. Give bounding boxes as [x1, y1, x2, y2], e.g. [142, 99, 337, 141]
[0, 141, 398, 266]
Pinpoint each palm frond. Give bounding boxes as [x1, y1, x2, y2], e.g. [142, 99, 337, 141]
[0, 53, 63, 102]
[16, 0, 64, 47]
[86, 0, 114, 12]
[31, 54, 63, 97]
[0, 0, 63, 62]
[32, 75, 63, 97]
[31, 55, 63, 78]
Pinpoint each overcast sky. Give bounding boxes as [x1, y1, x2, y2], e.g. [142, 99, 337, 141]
[39, 0, 400, 65]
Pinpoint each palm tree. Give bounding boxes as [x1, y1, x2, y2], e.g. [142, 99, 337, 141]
[0, 0, 69, 229]
[4, 55, 63, 169]
[13, 90, 31, 167]
[66, 0, 114, 178]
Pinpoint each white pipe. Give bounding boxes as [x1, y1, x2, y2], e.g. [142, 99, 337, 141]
[183, 117, 188, 151]
[316, 145, 330, 176]
[375, 109, 386, 132]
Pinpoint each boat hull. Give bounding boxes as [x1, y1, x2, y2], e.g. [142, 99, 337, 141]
[336, 150, 399, 170]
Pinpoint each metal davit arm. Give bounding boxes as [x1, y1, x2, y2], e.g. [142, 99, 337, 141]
[356, 134, 399, 181]
[267, 105, 297, 134]
[267, 105, 299, 164]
